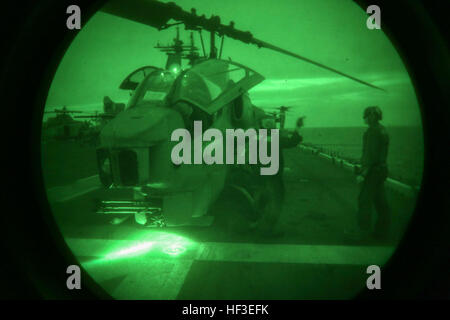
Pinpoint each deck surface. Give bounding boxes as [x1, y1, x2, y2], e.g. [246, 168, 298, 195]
[46, 147, 416, 299]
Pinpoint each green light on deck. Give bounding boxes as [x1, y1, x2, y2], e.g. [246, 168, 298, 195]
[162, 243, 187, 256]
[80, 232, 195, 268]
[155, 232, 191, 257]
[104, 241, 153, 260]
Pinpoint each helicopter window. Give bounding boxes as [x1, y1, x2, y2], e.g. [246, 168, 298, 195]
[127, 71, 176, 108]
[202, 77, 223, 102]
[129, 68, 149, 83]
[170, 59, 264, 115]
[120, 66, 160, 91]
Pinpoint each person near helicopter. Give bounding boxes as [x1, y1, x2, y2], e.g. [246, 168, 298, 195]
[249, 114, 304, 237]
[353, 106, 391, 241]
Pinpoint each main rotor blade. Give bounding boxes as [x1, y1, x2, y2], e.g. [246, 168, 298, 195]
[252, 38, 385, 92]
[101, 0, 173, 29]
[101, 0, 384, 91]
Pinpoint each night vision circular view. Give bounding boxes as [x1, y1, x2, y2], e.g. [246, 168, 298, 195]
[42, 0, 424, 299]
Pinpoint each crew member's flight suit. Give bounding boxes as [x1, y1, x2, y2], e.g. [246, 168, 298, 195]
[254, 128, 302, 235]
[358, 123, 390, 237]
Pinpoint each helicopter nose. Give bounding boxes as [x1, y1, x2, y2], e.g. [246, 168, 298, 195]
[97, 101, 216, 196]
[100, 103, 185, 147]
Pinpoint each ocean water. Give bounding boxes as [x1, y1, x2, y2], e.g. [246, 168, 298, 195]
[300, 126, 424, 187]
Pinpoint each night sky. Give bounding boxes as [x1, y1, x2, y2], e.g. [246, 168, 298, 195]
[45, 0, 422, 127]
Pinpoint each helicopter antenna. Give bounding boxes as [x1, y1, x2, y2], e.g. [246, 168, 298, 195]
[183, 32, 201, 65]
[219, 35, 225, 59]
[210, 30, 217, 58]
[198, 30, 206, 57]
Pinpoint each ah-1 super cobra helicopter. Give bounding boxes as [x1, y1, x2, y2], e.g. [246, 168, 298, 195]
[95, 0, 385, 228]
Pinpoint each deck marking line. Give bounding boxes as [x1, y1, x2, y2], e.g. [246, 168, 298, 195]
[67, 238, 394, 266]
[66, 238, 394, 299]
[47, 175, 100, 202]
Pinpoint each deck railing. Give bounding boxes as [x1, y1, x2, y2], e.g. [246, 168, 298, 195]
[299, 143, 420, 197]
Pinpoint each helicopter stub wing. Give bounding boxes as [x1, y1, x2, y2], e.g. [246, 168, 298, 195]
[45, 110, 85, 114]
[74, 114, 116, 119]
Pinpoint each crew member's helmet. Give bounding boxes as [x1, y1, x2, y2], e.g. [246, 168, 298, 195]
[363, 106, 382, 121]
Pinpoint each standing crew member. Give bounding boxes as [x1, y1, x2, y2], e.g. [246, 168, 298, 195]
[356, 106, 390, 240]
[253, 115, 304, 237]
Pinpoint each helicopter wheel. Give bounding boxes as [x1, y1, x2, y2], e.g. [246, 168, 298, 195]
[252, 176, 284, 234]
[210, 183, 257, 235]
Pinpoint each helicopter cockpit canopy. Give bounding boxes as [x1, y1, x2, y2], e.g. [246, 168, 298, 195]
[120, 66, 161, 91]
[167, 59, 264, 115]
[127, 70, 177, 109]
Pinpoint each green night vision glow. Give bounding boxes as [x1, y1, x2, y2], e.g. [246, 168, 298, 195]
[80, 231, 195, 267]
[42, 0, 425, 300]
[104, 241, 154, 260]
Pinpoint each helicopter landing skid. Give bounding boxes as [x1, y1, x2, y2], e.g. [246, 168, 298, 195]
[97, 199, 165, 227]
[96, 199, 214, 227]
